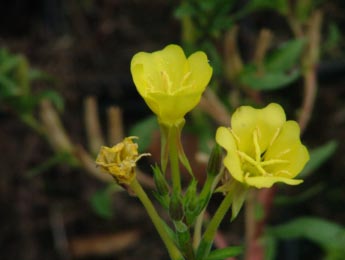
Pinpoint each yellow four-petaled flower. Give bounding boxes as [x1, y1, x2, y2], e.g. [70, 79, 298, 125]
[216, 103, 309, 189]
[95, 137, 149, 185]
[130, 44, 212, 126]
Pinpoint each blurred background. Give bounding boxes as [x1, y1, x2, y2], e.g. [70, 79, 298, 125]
[0, 0, 345, 259]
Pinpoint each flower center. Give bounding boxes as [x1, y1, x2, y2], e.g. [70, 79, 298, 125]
[237, 128, 289, 177]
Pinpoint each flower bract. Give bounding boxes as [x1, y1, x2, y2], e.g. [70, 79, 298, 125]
[130, 44, 212, 126]
[95, 137, 149, 185]
[216, 103, 309, 189]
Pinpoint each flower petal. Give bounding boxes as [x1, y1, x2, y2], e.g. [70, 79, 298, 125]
[131, 52, 158, 96]
[185, 51, 212, 93]
[216, 127, 244, 183]
[231, 103, 286, 157]
[151, 44, 187, 91]
[265, 121, 309, 178]
[147, 91, 201, 125]
[257, 103, 286, 151]
[245, 175, 303, 188]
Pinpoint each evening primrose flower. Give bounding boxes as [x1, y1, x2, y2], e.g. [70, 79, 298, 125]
[216, 103, 309, 189]
[130, 44, 212, 127]
[95, 137, 150, 185]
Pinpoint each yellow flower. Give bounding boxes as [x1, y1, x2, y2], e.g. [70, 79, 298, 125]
[216, 103, 309, 189]
[130, 44, 212, 126]
[95, 137, 149, 185]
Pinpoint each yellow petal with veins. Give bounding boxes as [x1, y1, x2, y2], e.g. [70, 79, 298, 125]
[216, 127, 244, 183]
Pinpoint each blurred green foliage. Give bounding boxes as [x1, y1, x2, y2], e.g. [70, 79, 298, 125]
[0, 48, 63, 130]
[266, 217, 345, 260]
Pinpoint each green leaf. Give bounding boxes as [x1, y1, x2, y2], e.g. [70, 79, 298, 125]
[267, 217, 345, 253]
[15, 56, 30, 95]
[38, 90, 64, 112]
[299, 140, 338, 178]
[0, 54, 21, 74]
[210, 16, 233, 37]
[240, 69, 300, 90]
[274, 183, 324, 206]
[129, 115, 158, 152]
[243, 0, 288, 15]
[174, 2, 196, 18]
[324, 22, 342, 54]
[0, 75, 19, 97]
[266, 39, 306, 72]
[28, 68, 55, 82]
[90, 185, 118, 219]
[206, 246, 243, 260]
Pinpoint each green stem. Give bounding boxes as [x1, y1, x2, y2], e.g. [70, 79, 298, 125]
[193, 207, 206, 249]
[193, 176, 214, 248]
[130, 179, 184, 260]
[196, 190, 234, 260]
[169, 127, 181, 193]
[193, 169, 223, 248]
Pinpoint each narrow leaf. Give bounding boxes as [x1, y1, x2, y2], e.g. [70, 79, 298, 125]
[206, 246, 243, 260]
[267, 217, 345, 252]
[299, 140, 337, 178]
[266, 39, 306, 72]
[240, 70, 300, 90]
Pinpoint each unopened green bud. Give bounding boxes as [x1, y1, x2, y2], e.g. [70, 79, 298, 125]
[169, 193, 184, 221]
[207, 143, 222, 176]
[152, 165, 169, 196]
[184, 179, 198, 212]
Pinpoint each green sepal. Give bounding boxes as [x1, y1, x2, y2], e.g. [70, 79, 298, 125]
[230, 182, 248, 221]
[152, 164, 170, 209]
[152, 164, 170, 196]
[216, 180, 248, 221]
[152, 190, 170, 210]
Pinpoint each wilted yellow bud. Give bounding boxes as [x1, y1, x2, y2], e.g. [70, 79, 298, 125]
[95, 137, 150, 185]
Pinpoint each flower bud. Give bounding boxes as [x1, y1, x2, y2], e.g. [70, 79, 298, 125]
[169, 193, 184, 221]
[207, 143, 222, 177]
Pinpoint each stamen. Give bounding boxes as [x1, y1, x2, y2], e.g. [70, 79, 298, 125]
[238, 151, 267, 176]
[237, 151, 257, 165]
[261, 159, 289, 166]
